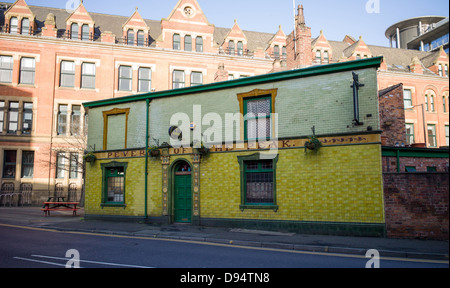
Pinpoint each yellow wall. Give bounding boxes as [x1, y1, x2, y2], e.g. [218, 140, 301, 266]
[200, 144, 384, 224]
[85, 144, 384, 224]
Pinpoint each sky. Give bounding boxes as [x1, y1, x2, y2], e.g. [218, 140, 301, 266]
[24, 0, 449, 47]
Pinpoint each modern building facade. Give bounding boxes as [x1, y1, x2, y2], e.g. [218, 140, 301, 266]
[385, 16, 449, 53]
[0, 0, 448, 205]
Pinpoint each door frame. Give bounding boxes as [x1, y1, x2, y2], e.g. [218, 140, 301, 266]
[168, 158, 193, 224]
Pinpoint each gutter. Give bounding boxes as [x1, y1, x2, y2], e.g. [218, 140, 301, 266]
[144, 99, 150, 219]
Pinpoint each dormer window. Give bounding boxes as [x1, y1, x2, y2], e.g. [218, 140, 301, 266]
[10, 17, 18, 34]
[228, 40, 235, 55]
[71, 23, 79, 40]
[324, 51, 329, 64]
[81, 24, 90, 41]
[21, 18, 30, 35]
[137, 30, 145, 46]
[273, 45, 280, 59]
[237, 41, 243, 56]
[127, 29, 134, 45]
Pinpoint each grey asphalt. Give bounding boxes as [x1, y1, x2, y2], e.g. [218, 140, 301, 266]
[0, 207, 448, 261]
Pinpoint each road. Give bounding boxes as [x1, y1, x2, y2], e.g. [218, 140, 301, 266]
[0, 224, 447, 272]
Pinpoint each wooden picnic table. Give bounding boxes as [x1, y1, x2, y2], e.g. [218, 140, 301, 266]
[41, 201, 80, 217]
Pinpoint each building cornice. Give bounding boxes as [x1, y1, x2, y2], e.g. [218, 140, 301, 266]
[0, 33, 272, 64]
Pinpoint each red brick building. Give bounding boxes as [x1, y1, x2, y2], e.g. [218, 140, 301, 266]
[0, 0, 448, 204]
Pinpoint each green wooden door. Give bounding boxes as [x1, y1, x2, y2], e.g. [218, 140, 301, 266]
[174, 174, 192, 223]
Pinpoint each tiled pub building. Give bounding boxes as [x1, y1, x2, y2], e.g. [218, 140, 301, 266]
[0, 0, 448, 204]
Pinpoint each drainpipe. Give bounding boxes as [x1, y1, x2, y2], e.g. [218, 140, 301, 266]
[396, 148, 400, 173]
[144, 98, 150, 219]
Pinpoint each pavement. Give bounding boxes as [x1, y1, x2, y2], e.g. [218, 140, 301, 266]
[0, 207, 448, 261]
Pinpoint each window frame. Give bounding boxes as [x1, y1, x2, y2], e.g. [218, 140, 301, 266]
[127, 29, 134, 46]
[71, 105, 81, 136]
[237, 153, 279, 211]
[118, 65, 132, 92]
[403, 89, 412, 108]
[228, 40, 235, 55]
[56, 152, 65, 179]
[427, 124, 437, 147]
[57, 104, 68, 135]
[3, 150, 17, 179]
[81, 24, 90, 41]
[237, 41, 244, 56]
[0, 101, 4, 133]
[81, 62, 96, 89]
[21, 151, 34, 178]
[22, 102, 33, 135]
[173, 34, 181, 50]
[10, 17, 18, 34]
[445, 125, 449, 147]
[196, 36, 203, 52]
[21, 18, 30, 35]
[405, 123, 415, 145]
[60, 60, 75, 88]
[137, 30, 145, 47]
[19, 57, 35, 85]
[244, 96, 272, 141]
[172, 70, 185, 89]
[101, 161, 128, 207]
[0, 55, 13, 84]
[69, 153, 79, 179]
[138, 67, 152, 92]
[190, 71, 203, 87]
[184, 35, 192, 51]
[237, 88, 278, 142]
[71, 23, 79, 40]
[7, 101, 19, 134]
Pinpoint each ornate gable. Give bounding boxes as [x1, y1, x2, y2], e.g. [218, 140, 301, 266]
[65, 1, 95, 40]
[266, 25, 287, 59]
[122, 7, 150, 46]
[221, 19, 248, 55]
[4, 0, 35, 35]
[312, 30, 333, 64]
[344, 36, 372, 60]
[158, 0, 215, 52]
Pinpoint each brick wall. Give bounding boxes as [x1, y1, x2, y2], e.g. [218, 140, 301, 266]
[383, 172, 449, 240]
[383, 156, 449, 173]
[379, 83, 407, 146]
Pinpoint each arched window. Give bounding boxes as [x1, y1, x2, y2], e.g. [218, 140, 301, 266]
[71, 23, 79, 40]
[195, 37, 203, 52]
[237, 41, 244, 56]
[173, 34, 181, 50]
[324, 51, 329, 64]
[273, 45, 279, 59]
[81, 24, 90, 41]
[21, 18, 30, 35]
[137, 30, 145, 46]
[10, 17, 18, 34]
[315, 50, 321, 64]
[127, 29, 134, 45]
[228, 40, 235, 55]
[184, 35, 192, 51]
